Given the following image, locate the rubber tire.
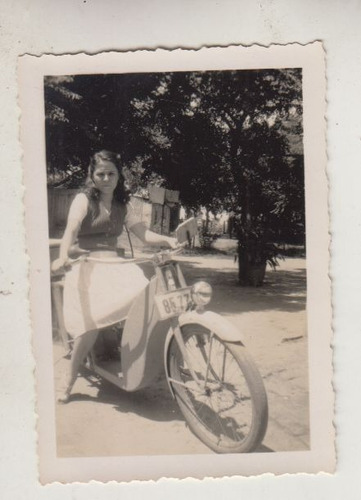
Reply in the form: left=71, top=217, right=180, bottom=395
left=168, top=324, right=268, bottom=454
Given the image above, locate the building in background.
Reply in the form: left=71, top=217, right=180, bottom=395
left=148, top=186, right=180, bottom=236
left=47, top=186, right=180, bottom=254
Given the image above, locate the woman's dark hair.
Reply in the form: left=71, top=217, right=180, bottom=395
left=83, top=150, right=131, bottom=219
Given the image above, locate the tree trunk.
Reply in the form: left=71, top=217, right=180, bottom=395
left=237, top=176, right=252, bottom=284
left=205, top=209, right=210, bottom=233
left=237, top=243, right=266, bottom=287
left=237, top=178, right=267, bottom=286
left=237, top=243, right=250, bottom=285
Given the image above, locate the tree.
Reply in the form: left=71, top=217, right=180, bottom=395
left=125, top=69, right=304, bottom=283
left=44, top=68, right=304, bottom=285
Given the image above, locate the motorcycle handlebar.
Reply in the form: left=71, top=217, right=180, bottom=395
left=85, top=244, right=186, bottom=264
left=51, top=243, right=186, bottom=275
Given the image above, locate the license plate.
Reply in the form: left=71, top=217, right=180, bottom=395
left=155, top=287, right=192, bottom=320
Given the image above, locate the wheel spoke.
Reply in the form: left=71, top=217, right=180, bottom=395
left=168, top=326, right=267, bottom=453
left=221, top=343, right=227, bottom=382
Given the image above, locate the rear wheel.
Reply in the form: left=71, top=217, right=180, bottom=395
left=168, top=324, right=268, bottom=453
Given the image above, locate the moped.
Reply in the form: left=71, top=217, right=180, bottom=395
left=51, top=219, right=268, bottom=454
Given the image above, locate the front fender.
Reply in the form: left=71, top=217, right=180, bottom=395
left=164, top=310, right=245, bottom=398
left=179, top=310, right=246, bottom=343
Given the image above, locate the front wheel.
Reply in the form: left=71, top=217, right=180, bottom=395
left=168, top=324, right=268, bottom=453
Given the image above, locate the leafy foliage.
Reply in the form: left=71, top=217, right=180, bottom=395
left=44, top=68, right=304, bottom=284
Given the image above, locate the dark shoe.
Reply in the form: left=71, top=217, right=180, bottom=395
left=57, top=375, right=76, bottom=404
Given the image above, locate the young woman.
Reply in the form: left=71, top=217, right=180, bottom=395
left=52, top=150, right=177, bottom=403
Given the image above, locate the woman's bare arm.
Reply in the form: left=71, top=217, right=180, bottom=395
left=130, top=222, right=177, bottom=248
left=52, top=194, right=88, bottom=271
left=58, top=218, right=82, bottom=261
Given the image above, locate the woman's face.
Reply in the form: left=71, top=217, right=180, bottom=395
left=92, top=161, right=120, bottom=195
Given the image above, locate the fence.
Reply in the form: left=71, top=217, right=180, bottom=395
left=47, top=188, right=153, bottom=241
left=48, top=188, right=78, bottom=238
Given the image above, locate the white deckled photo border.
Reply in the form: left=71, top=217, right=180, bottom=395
left=18, top=42, right=334, bottom=483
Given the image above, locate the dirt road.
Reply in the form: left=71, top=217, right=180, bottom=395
left=53, top=254, right=308, bottom=457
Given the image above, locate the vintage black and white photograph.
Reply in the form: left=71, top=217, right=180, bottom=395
left=19, top=44, right=333, bottom=482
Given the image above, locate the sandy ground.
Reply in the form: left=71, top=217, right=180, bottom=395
left=53, top=252, right=308, bottom=457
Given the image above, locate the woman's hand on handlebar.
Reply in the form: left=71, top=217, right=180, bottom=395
left=51, top=257, right=72, bottom=274
left=164, top=236, right=178, bottom=249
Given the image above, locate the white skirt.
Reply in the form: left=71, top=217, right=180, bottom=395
left=63, top=258, right=149, bottom=337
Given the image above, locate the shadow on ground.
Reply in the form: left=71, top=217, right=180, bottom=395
left=178, top=259, right=306, bottom=315
left=67, top=371, right=274, bottom=453
left=67, top=370, right=184, bottom=423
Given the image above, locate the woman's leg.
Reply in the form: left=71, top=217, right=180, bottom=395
left=58, top=329, right=99, bottom=403
left=69, top=329, right=99, bottom=382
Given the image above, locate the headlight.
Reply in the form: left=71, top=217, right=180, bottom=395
left=191, top=281, right=212, bottom=306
